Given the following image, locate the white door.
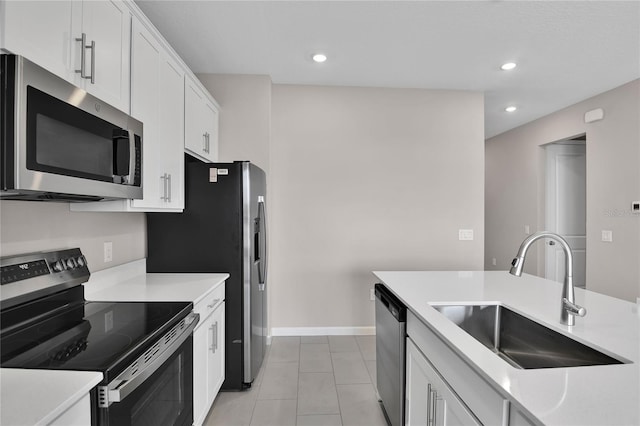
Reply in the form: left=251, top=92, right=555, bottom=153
left=545, top=142, right=587, bottom=288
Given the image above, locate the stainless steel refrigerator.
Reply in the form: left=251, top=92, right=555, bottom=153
left=146, top=158, right=267, bottom=390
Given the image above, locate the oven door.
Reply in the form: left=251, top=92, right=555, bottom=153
left=96, top=334, right=194, bottom=426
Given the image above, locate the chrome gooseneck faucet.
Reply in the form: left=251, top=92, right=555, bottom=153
left=509, top=231, right=586, bottom=326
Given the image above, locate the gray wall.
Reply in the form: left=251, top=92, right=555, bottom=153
left=270, top=85, right=485, bottom=329
left=201, top=77, right=486, bottom=331
left=0, top=201, right=145, bottom=271
left=197, top=74, right=272, bottom=174
left=485, top=79, right=640, bottom=302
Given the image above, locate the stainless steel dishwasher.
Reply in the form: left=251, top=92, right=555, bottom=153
left=375, top=283, right=407, bottom=426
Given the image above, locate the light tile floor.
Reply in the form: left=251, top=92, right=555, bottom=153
left=203, top=335, right=387, bottom=426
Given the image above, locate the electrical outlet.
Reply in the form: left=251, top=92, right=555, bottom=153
left=370, top=289, right=375, bottom=301
left=632, top=201, right=640, bottom=213
left=104, top=241, right=113, bottom=262
left=492, top=258, right=497, bottom=266
left=524, top=225, right=530, bottom=234
left=601, top=230, right=613, bottom=243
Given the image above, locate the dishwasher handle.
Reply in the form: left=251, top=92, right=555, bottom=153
left=375, top=283, right=406, bottom=322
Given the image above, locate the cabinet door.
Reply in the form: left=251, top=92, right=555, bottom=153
left=77, top=0, right=131, bottom=112
left=130, top=19, right=161, bottom=209
left=1, top=0, right=76, bottom=81
left=184, top=76, right=208, bottom=158
left=209, top=303, right=225, bottom=398
left=185, top=75, right=219, bottom=162
left=157, top=54, right=185, bottom=210
left=129, top=18, right=184, bottom=211
left=193, top=319, right=211, bottom=426
left=48, top=393, right=92, bottom=426
left=72, top=17, right=184, bottom=213
left=203, top=100, right=219, bottom=162
left=406, top=339, right=480, bottom=426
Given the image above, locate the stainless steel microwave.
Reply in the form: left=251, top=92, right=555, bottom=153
left=0, top=54, right=143, bottom=201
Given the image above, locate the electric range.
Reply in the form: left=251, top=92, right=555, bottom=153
left=0, top=248, right=199, bottom=426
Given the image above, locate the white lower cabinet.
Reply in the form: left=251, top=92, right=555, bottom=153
left=193, top=284, right=226, bottom=426
left=48, top=393, right=91, bottom=426
left=406, top=338, right=480, bottom=426
left=406, top=311, right=511, bottom=426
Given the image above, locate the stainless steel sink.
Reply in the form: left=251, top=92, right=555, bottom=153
left=431, top=304, right=626, bottom=369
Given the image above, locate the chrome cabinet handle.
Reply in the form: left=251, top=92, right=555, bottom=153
left=426, top=384, right=433, bottom=426
left=160, top=173, right=172, bottom=203
left=207, top=298, right=221, bottom=309
left=209, top=324, right=216, bottom=353
left=203, top=132, right=210, bottom=154
left=89, top=39, right=96, bottom=84
left=209, top=322, right=218, bottom=353
left=160, top=174, right=167, bottom=201
left=213, top=321, right=218, bottom=352
left=75, top=33, right=88, bottom=78
left=167, top=173, right=172, bottom=203
left=75, top=33, right=95, bottom=83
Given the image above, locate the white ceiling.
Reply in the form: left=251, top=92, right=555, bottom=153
left=135, top=1, right=640, bottom=138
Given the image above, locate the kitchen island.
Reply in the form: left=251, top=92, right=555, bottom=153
left=373, top=271, right=639, bottom=425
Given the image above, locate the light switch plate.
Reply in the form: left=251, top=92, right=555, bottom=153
left=601, top=230, right=613, bottom=243
left=459, top=229, right=474, bottom=241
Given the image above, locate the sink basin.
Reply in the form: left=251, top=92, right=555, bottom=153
left=431, top=304, right=625, bottom=369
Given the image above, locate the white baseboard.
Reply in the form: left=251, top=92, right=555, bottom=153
left=271, top=326, right=375, bottom=337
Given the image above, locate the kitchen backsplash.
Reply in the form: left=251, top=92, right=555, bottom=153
left=0, top=200, right=145, bottom=272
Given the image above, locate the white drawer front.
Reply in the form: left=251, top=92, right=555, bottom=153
left=194, top=283, right=225, bottom=322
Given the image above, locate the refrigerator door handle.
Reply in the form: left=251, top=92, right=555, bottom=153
left=257, top=196, right=267, bottom=290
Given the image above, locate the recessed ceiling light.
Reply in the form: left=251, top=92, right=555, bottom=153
left=312, top=53, right=327, bottom=63
left=505, top=106, right=517, bottom=112
left=501, top=62, right=517, bottom=71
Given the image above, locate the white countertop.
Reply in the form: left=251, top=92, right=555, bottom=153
left=1, top=369, right=102, bottom=426
left=373, top=270, right=640, bottom=426
left=84, top=259, right=229, bottom=304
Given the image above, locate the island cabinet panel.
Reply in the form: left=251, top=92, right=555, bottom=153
left=406, top=338, right=480, bottom=426
left=407, top=311, right=510, bottom=426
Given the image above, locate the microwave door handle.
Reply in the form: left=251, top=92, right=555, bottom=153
left=126, top=130, right=136, bottom=185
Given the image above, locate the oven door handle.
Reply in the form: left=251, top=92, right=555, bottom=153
left=98, top=312, right=199, bottom=407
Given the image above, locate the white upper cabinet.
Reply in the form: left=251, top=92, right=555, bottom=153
left=185, top=75, right=219, bottom=163
left=129, top=17, right=185, bottom=211
left=1, top=0, right=131, bottom=113
left=1, top=0, right=75, bottom=81
left=72, top=16, right=185, bottom=213
left=74, top=0, right=131, bottom=112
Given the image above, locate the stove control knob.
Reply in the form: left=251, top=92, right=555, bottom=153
left=52, top=260, right=65, bottom=272
left=66, top=258, right=78, bottom=269
left=76, top=256, right=86, bottom=267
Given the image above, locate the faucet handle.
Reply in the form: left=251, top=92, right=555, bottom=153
left=563, top=298, right=586, bottom=317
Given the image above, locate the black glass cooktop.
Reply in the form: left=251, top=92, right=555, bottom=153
left=0, top=294, right=191, bottom=378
